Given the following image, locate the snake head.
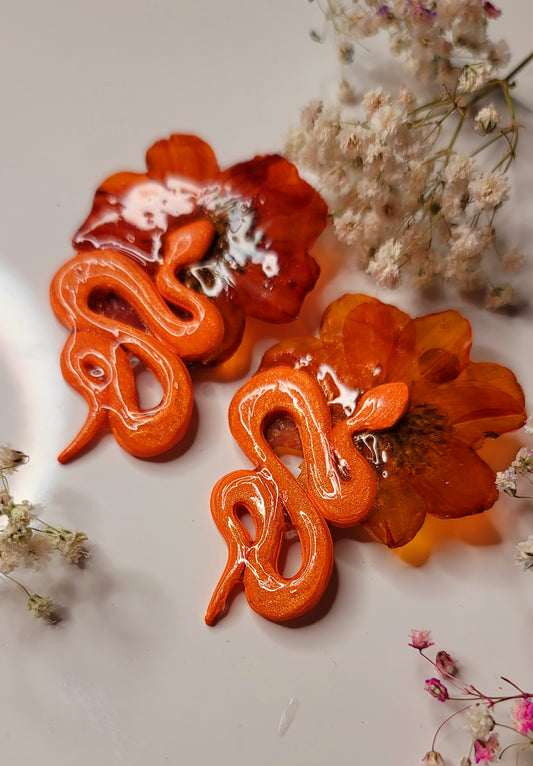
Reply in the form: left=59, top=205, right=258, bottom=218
left=344, top=382, right=410, bottom=434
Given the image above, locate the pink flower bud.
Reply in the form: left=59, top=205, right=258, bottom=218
left=483, top=2, right=501, bottom=19
left=435, top=650, right=457, bottom=677
left=424, top=677, right=449, bottom=702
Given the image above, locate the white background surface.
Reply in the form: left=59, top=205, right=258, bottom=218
left=0, top=2, right=532, bottom=764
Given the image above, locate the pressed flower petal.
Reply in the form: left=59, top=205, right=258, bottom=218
left=197, top=154, right=326, bottom=323
left=342, top=301, right=411, bottom=389
left=87, top=289, right=148, bottom=332
left=90, top=171, right=149, bottom=197
left=411, top=437, right=498, bottom=518
left=218, top=154, right=328, bottom=247
left=419, top=362, right=526, bottom=447
left=319, top=294, right=382, bottom=344
left=73, top=171, right=162, bottom=260
left=145, top=134, right=220, bottom=182
left=260, top=337, right=361, bottom=418
left=389, top=311, right=472, bottom=385
left=264, top=416, right=302, bottom=454
left=362, top=471, right=427, bottom=547
left=225, top=246, right=320, bottom=322
left=260, top=335, right=326, bottom=371
left=199, top=292, right=245, bottom=366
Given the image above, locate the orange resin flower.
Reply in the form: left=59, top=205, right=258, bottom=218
left=73, top=134, right=328, bottom=361
left=51, top=135, right=327, bottom=461
left=259, top=294, right=526, bottom=547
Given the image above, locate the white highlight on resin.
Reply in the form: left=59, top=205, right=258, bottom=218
left=317, top=363, right=359, bottom=415
left=278, top=697, right=299, bottom=736
left=121, top=178, right=198, bottom=231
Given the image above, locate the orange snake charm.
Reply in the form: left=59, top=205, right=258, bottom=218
left=50, top=221, right=224, bottom=461
left=205, top=366, right=409, bottom=624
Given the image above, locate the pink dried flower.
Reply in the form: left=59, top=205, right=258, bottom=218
left=510, top=697, right=533, bottom=735
left=483, top=2, right=501, bottom=19
left=409, top=629, right=434, bottom=650
left=377, top=4, right=394, bottom=20
left=473, top=733, right=499, bottom=763
left=425, top=678, right=449, bottom=702
left=435, top=650, right=457, bottom=677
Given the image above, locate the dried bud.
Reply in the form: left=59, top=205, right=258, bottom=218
left=475, top=105, right=499, bottom=135
left=27, top=593, right=55, bottom=621
left=436, top=650, right=457, bottom=677
left=424, top=678, right=449, bottom=702
left=483, top=2, right=501, bottom=19
left=338, top=79, right=356, bottom=105
left=338, top=43, right=354, bottom=64
left=423, top=752, right=445, bottom=766
left=458, top=62, right=492, bottom=93
left=0, top=444, right=28, bottom=474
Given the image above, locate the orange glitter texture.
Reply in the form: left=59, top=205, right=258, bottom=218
left=50, top=222, right=223, bottom=461
left=205, top=366, right=408, bottom=624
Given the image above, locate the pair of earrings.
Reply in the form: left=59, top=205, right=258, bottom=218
left=50, top=136, right=526, bottom=624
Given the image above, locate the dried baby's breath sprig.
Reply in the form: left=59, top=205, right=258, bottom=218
left=294, top=4, right=533, bottom=306
left=411, top=630, right=533, bottom=764
left=514, top=536, right=533, bottom=571
left=0, top=444, right=89, bottom=621
left=286, top=50, right=532, bottom=306
left=493, top=421, right=533, bottom=571
left=311, top=0, right=508, bottom=92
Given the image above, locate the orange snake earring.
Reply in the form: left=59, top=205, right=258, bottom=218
left=205, top=366, right=408, bottom=623
left=50, top=221, right=224, bottom=461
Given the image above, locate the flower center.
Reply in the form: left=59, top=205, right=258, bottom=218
left=353, top=403, right=452, bottom=476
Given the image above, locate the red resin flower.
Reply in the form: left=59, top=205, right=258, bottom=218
left=259, top=294, right=526, bottom=547
left=73, top=134, right=328, bottom=360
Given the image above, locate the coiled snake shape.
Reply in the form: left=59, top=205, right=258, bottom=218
left=50, top=221, right=224, bottom=461
left=206, top=366, right=408, bottom=623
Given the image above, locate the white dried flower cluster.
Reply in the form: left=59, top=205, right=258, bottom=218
left=0, top=444, right=89, bottom=621
left=495, top=447, right=533, bottom=496
left=512, top=447, right=533, bottom=474
left=320, top=0, right=509, bottom=90
left=495, top=467, right=517, bottom=495
left=494, top=442, right=533, bottom=572
left=464, top=700, right=495, bottom=740
left=514, top=535, right=533, bottom=570
left=286, top=87, right=519, bottom=303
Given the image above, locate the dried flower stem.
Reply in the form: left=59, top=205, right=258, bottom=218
left=293, top=4, right=533, bottom=306
left=0, top=444, right=89, bottom=620
left=412, top=631, right=533, bottom=764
